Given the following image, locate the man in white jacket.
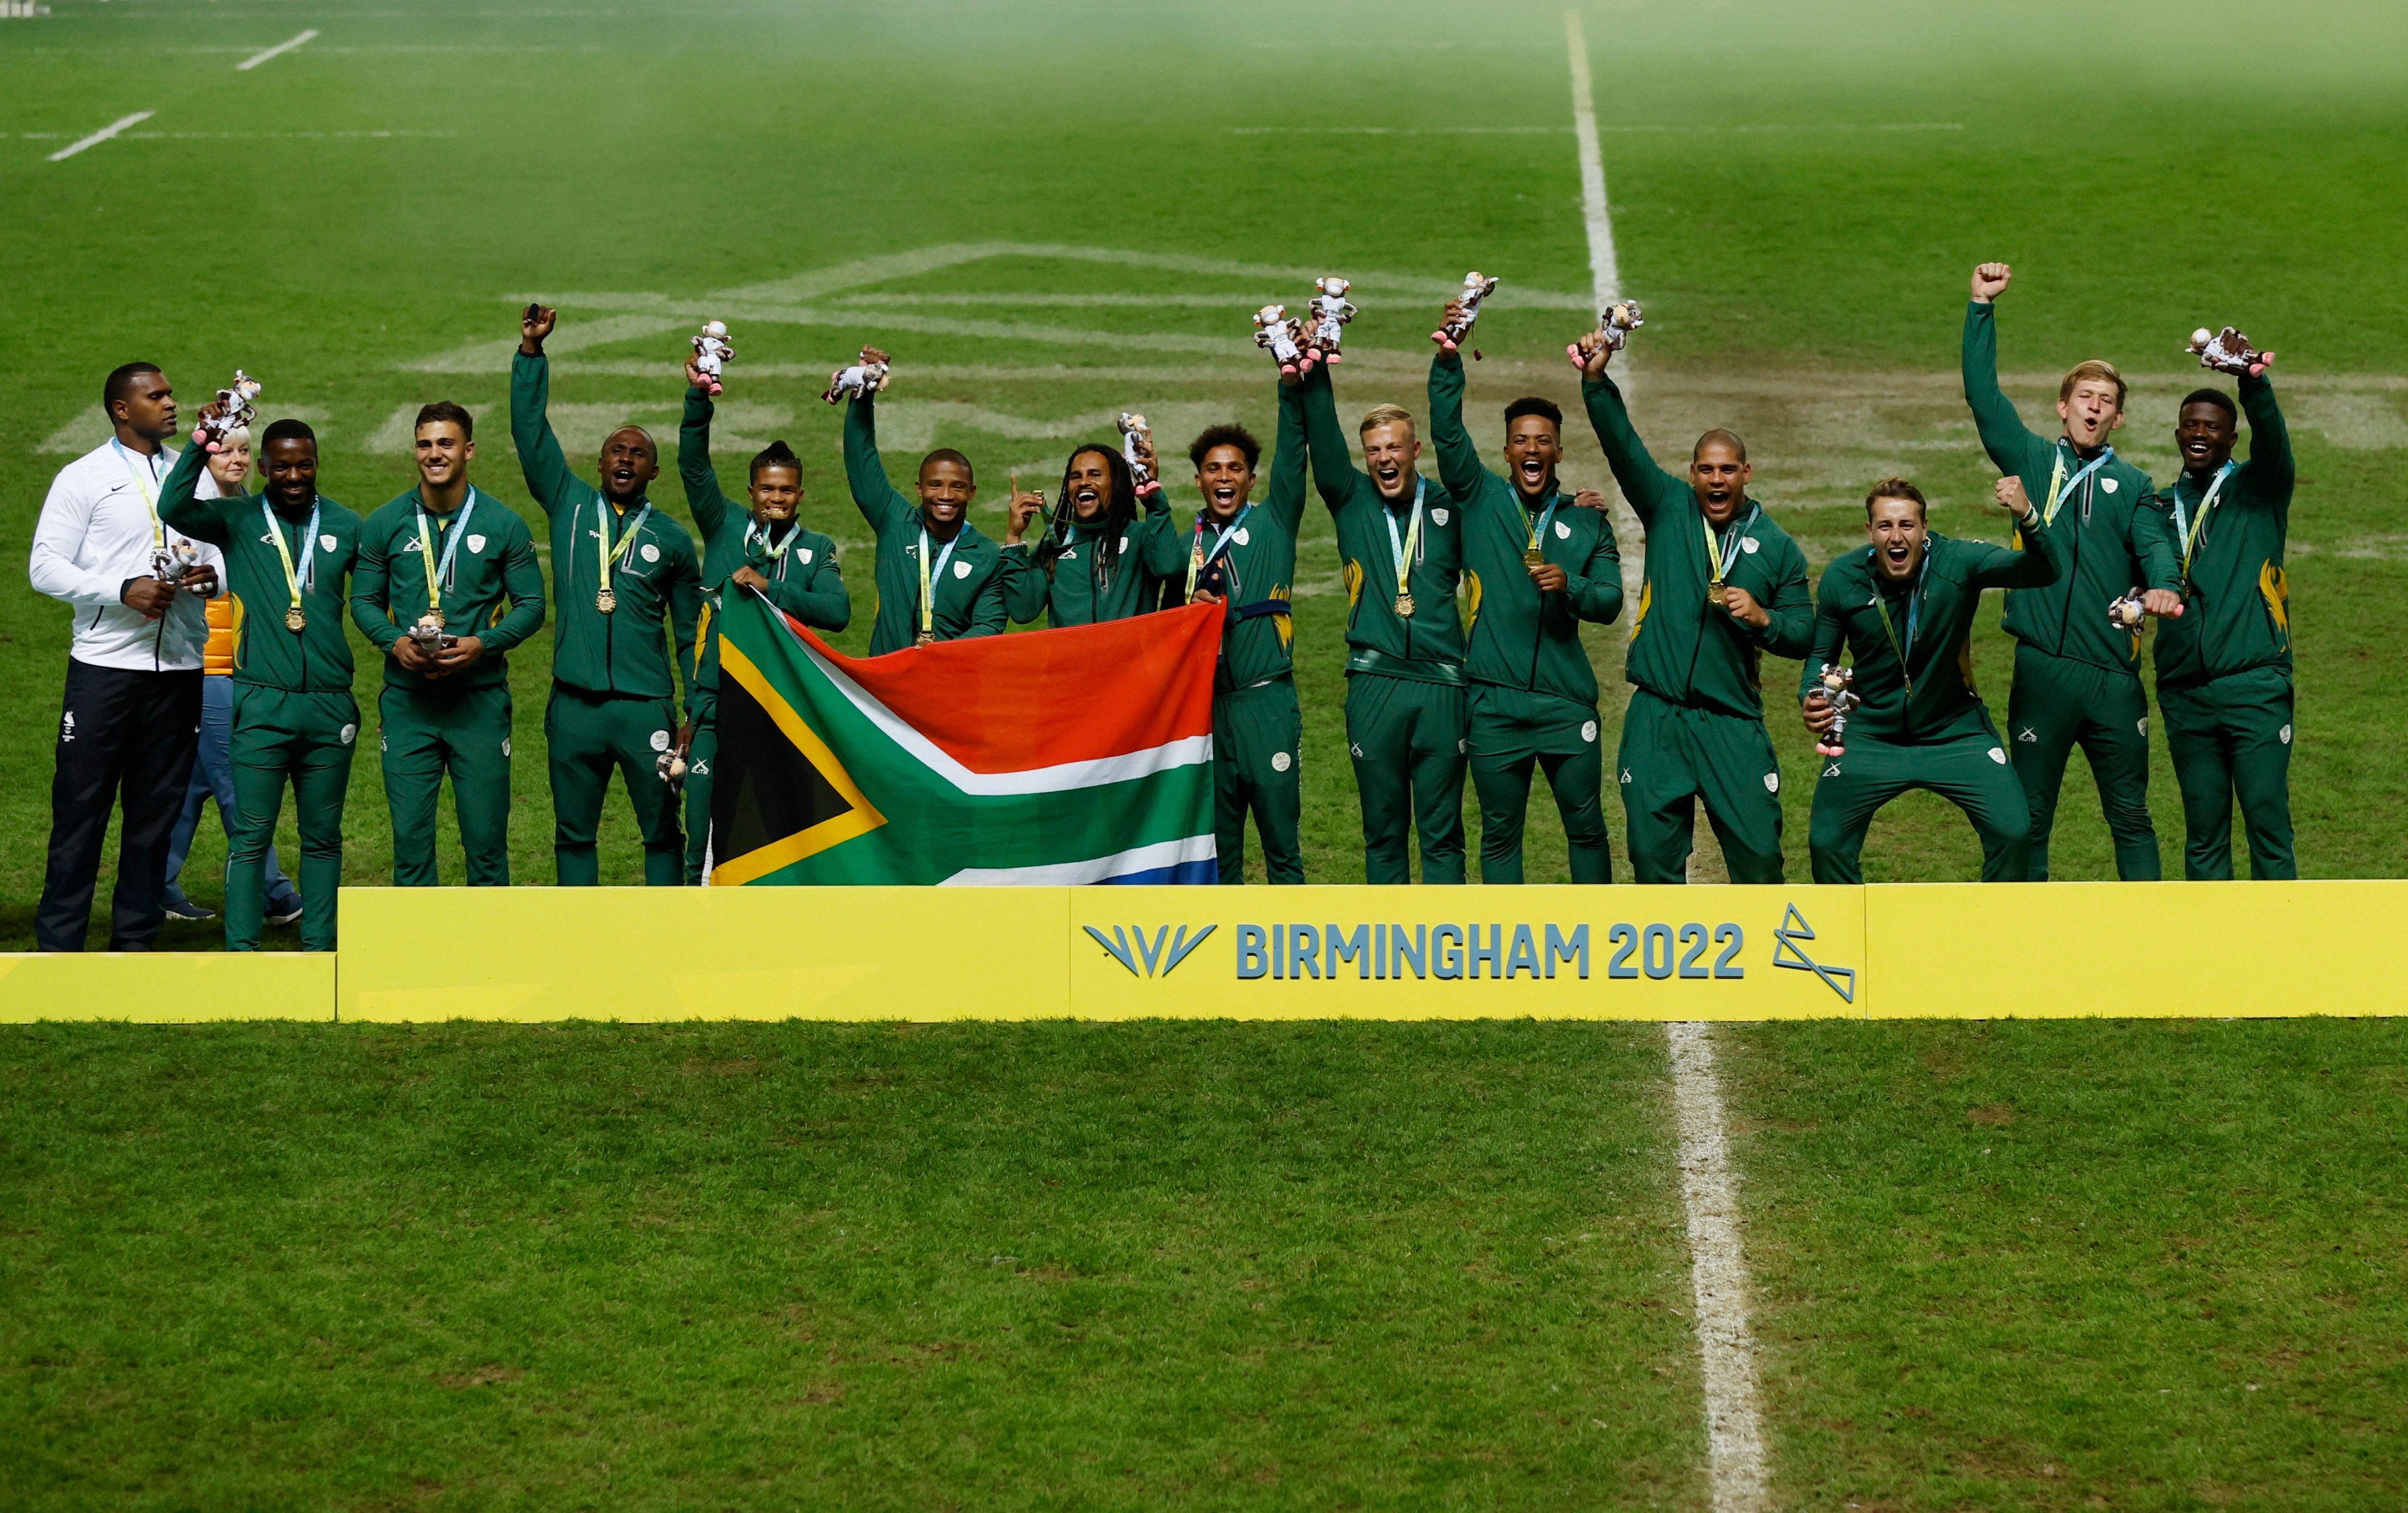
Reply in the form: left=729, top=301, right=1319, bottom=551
left=29, top=362, right=223, bottom=950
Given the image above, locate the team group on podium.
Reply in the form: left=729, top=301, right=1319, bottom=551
left=29, top=263, right=2299, bottom=953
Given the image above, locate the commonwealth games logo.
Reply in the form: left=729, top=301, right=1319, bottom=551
left=1086, top=924, right=1217, bottom=979
left=1771, top=904, right=1855, bottom=1003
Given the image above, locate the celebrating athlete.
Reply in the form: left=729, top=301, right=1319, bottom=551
left=1801, top=477, right=2065, bottom=883
left=1298, top=361, right=1467, bottom=884
left=351, top=402, right=546, bottom=887
left=1183, top=377, right=1310, bottom=884
left=839, top=346, right=1014, bottom=653
left=680, top=363, right=850, bottom=883
left=1576, top=330, right=1813, bottom=883
left=1001, top=440, right=1181, bottom=626
left=1431, top=300, right=1624, bottom=884
left=1963, top=263, right=2180, bottom=880
left=2151, top=351, right=2297, bottom=879
left=515, top=306, right=703, bottom=887
left=161, top=411, right=361, bottom=950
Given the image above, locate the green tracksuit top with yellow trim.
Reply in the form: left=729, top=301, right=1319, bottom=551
left=511, top=351, right=702, bottom=704
left=841, top=393, right=1014, bottom=656
left=159, top=444, right=360, bottom=695
left=1001, top=489, right=1183, bottom=628
left=1582, top=372, right=1812, bottom=718
left=1300, top=362, right=1464, bottom=682
left=1800, top=510, right=2068, bottom=745
left=1430, top=350, right=1622, bottom=703
left=350, top=487, right=546, bottom=693
left=679, top=387, right=849, bottom=693
left=1177, top=378, right=1308, bottom=690
left=1962, top=301, right=2176, bottom=675
left=2149, top=374, right=2294, bottom=689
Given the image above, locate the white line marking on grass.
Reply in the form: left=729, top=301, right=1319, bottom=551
left=1665, top=1021, right=1771, bottom=1513
left=48, top=111, right=152, bottom=161
left=1565, top=9, right=1618, bottom=311
left=236, top=29, right=318, bottom=71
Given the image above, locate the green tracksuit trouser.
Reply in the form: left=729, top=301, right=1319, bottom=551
left=1215, top=674, right=1304, bottom=885
left=1467, top=684, right=1611, bottom=884
left=1808, top=726, right=2029, bottom=884
left=379, top=683, right=513, bottom=887
left=545, top=683, right=683, bottom=887
left=684, top=687, right=717, bottom=885
left=1618, top=687, right=1785, bottom=885
left=227, top=684, right=358, bottom=952
left=1346, top=672, right=1467, bottom=884
left=2006, top=642, right=2160, bottom=881
left=2160, top=666, right=2296, bottom=880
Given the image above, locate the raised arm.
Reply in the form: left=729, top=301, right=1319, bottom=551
left=1260, top=378, right=1310, bottom=541
left=678, top=384, right=736, bottom=543
left=1966, top=476, right=2065, bottom=590
left=2239, top=372, right=2295, bottom=505
left=157, top=441, right=233, bottom=547
left=1428, top=348, right=1491, bottom=502
left=1755, top=540, right=1816, bottom=661
left=1961, top=269, right=2048, bottom=477
left=485, top=513, right=549, bottom=654
left=1298, top=362, right=1365, bottom=512
left=1565, top=520, right=1624, bottom=626
left=842, top=391, right=913, bottom=535
left=1137, top=492, right=1187, bottom=581
left=1579, top=367, right=1687, bottom=530
left=348, top=515, right=400, bottom=652
left=510, top=308, right=579, bottom=521
left=998, top=542, right=1046, bottom=626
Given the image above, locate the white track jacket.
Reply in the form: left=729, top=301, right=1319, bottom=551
left=29, top=439, right=224, bottom=673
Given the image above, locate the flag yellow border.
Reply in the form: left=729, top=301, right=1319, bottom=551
left=708, top=639, right=889, bottom=886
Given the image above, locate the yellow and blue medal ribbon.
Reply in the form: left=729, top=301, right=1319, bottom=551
left=1185, top=503, right=1254, bottom=600
left=1384, top=480, right=1425, bottom=617
left=592, top=499, right=650, bottom=614
left=2042, top=444, right=2113, bottom=527
left=1869, top=550, right=1928, bottom=697
left=917, top=523, right=963, bottom=643
left=413, top=489, right=477, bottom=619
left=2173, top=460, right=2237, bottom=590
left=260, top=497, right=320, bottom=633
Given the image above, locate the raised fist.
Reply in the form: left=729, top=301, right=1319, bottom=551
left=1970, top=263, right=2012, bottom=303
left=520, top=303, right=557, bottom=354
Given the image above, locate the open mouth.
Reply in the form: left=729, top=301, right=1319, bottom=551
left=1884, top=543, right=1912, bottom=568
left=1074, top=487, right=1101, bottom=513
left=1211, top=485, right=1238, bottom=507
left=1517, top=458, right=1547, bottom=486
left=2182, top=438, right=2216, bottom=460
left=1374, top=463, right=1401, bottom=487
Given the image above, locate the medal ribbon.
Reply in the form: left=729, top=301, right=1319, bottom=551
left=112, top=439, right=168, bottom=555
left=1383, top=479, right=1426, bottom=601
left=746, top=517, right=796, bottom=565
left=1869, top=550, right=1929, bottom=697
left=2173, top=460, right=2237, bottom=583
left=1185, top=504, right=1255, bottom=599
left=2042, top=444, right=2114, bottom=527
left=1704, top=503, right=1759, bottom=589
left=593, top=499, right=652, bottom=600
left=918, top=524, right=964, bottom=637
left=261, top=498, right=321, bottom=623
left=413, top=489, right=477, bottom=613
left=1525, top=495, right=1563, bottom=556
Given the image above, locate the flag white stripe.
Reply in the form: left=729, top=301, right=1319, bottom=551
left=939, top=834, right=1215, bottom=886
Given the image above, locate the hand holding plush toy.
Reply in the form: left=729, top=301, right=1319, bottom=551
left=690, top=321, right=734, bottom=396
left=823, top=346, right=892, bottom=405
left=1118, top=412, right=1160, bottom=496
left=1432, top=272, right=1500, bottom=358
left=199, top=371, right=260, bottom=454
left=2187, top=324, right=2272, bottom=378
left=1305, top=276, right=1356, bottom=366
left=1253, top=305, right=1308, bottom=377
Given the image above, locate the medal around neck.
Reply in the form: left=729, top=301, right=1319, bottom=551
left=285, top=605, right=308, bottom=633
left=596, top=587, right=617, bottom=614
left=1394, top=592, right=1415, bottom=619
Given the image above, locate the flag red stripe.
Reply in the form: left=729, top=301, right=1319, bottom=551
left=783, top=602, right=1223, bottom=773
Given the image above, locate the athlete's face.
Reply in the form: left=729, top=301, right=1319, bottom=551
left=206, top=435, right=252, bottom=494
left=750, top=463, right=801, bottom=523
left=1361, top=420, right=1421, bottom=503
left=1066, top=450, right=1114, bottom=522
left=598, top=427, right=659, bottom=503
left=2175, top=400, right=2238, bottom=475
left=916, top=458, right=974, bottom=526
left=113, top=370, right=178, bottom=445
left=415, top=420, right=475, bottom=494
left=263, top=436, right=319, bottom=511
left=2058, top=378, right=2126, bottom=450
left=1865, top=495, right=1927, bottom=580
left=1503, top=415, right=1561, bottom=499
left=1690, top=439, right=1750, bottom=523
left=1195, top=445, right=1257, bottom=522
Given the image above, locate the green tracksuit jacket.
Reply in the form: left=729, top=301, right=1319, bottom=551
left=680, top=386, right=850, bottom=882
left=1003, top=489, right=1183, bottom=627
left=1582, top=370, right=1813, bottom=882
left=842, top=393, right=1013, bottom=654
left=2149, top=374, right=2297, bottom=880
left=159, top=445, right=362, bottom=950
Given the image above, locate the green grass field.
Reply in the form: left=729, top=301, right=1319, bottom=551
left=5, top=1, right=2408, bottom=1505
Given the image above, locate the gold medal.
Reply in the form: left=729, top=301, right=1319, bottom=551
left=1524, top=546, right=1545, bottom=568
left=1394, top=592, right=1415, bottom=619
left=284, top=605, right=307, bottom=633
left=596, top=587, right=617, bottom=614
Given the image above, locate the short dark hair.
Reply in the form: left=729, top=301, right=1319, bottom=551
left=1865, top=477, right=1926, bottom=520
left=751, top=439, right=802, bottom=481
left=1188, top=424, right=1261, bottom=471
left=918, top=447, right=974, bottom=483
left=1503, top=396, right=1562, bottom=431
left=1694, top=427, right=1748, bottom=462
left=2180, top=387, right=2239, bottom=422
left=261, top=418, right=317, bottom=447
left=103, top=362, right=163, bottom=411
left=415, top=400, right=473, bottom=442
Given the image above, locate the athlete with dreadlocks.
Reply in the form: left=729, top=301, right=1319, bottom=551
left=679, top=358, right=850, bottom=883
left=1000, top=439, right=1183, bottom=627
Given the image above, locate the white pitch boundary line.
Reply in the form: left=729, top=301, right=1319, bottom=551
left=1565, top=9, right=1769, bottom=1509
left=236, top=29, right=318, bottom=71
left=47, top=111, right=152, bottom=162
